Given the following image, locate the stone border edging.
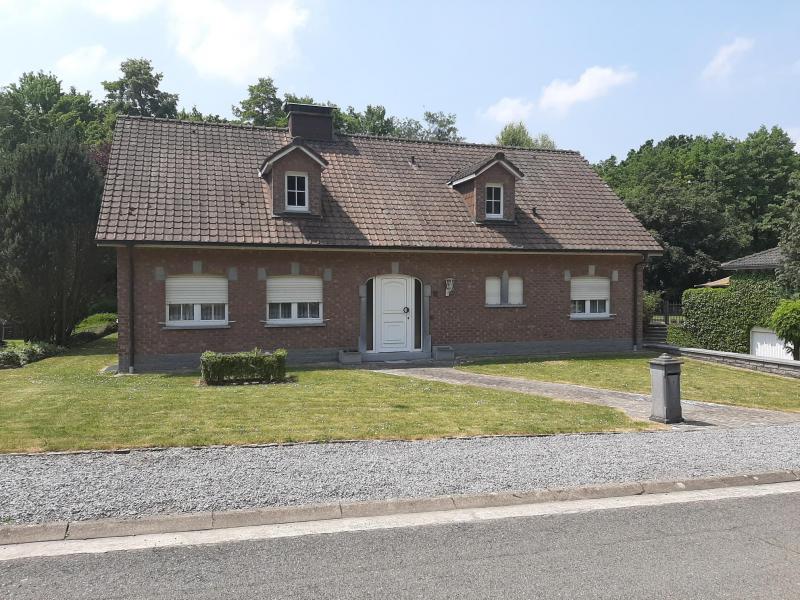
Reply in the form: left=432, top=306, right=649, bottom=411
left=2, top=470, right=799, bottom=546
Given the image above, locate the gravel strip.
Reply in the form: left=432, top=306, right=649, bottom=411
left=3, top=425, right=800, bottom=524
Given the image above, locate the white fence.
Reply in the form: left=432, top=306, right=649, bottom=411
left=750, top=327, right=794, bottom=361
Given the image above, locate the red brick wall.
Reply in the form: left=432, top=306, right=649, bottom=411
left=475, top=163, right=516, bottom=221
left=267, top=151, right=323, bottom=216
left=117, top=247, right=645, bottom=367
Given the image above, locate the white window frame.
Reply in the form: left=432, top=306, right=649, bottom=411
left=508, top=276, right=523, bottom=305
left=266, top=276, right=324, bottom=326
left=485, top=183, right=503, bottom=219
left=570, top=276, right=611, bottom=319
left=166, top=302, right=229, bottom=326
left=164, top=275, right=229, bottom=327
left=285, top=171, right=309, bottom=212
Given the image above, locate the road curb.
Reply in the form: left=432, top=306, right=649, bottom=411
left=2, top=470, right=798, bottom=546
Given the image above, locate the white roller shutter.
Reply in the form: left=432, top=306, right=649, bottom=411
left=485, top=277, right=501, bottom=305
left=267, top=276, right=323, bottom=303
left=570, top=277, right=610, bottom=301
left=166, top=276, right=228, bottom=304
left=508, top=277, right=523, bottom=305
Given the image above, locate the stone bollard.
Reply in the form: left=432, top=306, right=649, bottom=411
left=649, top=353, right=684, bottom=424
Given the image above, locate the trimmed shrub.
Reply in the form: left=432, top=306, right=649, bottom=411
left=15, top=341, right=64, bottom=365
left=643, top=290, right=662, bottom=325
left=0, top=349, right=22, bottom=369
left=769, top=300, right=800, bottom=360
left=666, top=324, right=698, bottom=348
left=201, top=348, right=288, bottom=385
left=680, top=273, right=782, bottom=353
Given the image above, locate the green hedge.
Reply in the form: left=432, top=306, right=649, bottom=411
left=0, top=341, right=64, bottom=369
left=679, top=273, right=782, bottom=353
left=201, top=348, right=288, bottom=385
left=666, top=324, right=698, bottom=347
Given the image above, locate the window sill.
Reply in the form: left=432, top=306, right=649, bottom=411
left=262, top=321, right=326, bottom=328
left=569, top=314, right=616, bottom=321
left=160, top=322, right=234, bottom=330
left=485, top=304, right=527, bottom=308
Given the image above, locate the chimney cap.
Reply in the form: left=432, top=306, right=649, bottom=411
left=282, top=102, right=336, bottom=116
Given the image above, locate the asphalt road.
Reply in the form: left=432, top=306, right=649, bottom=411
left=3, top=491, right=800, bottom=599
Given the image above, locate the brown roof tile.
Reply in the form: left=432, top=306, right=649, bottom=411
left=96, top=116, right=662, bottom=253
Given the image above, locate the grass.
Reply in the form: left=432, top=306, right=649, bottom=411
left=460, top=353, right=800, bottom=413
left=74, top=312, right=117, bottom=335
left=0, top=336, right=651, bottom=453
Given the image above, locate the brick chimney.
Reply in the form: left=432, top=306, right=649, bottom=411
left=283, top=103, right=335, bottom=141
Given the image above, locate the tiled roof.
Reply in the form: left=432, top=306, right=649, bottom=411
left=96, top=116, right=662, bottom=253
left=721, top=247, right=784, bottom=270
left=448, top=151, right=524, bottom=184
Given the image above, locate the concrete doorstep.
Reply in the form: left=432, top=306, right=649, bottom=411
left=2, top=470, right=799, bottom=547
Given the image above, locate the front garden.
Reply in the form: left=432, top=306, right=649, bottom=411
left=0, top=335, right=651, bottom=453
left=460, top=353, right=800, bottom=412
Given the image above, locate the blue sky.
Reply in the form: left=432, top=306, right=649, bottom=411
left=1, top=0, right=798, bottom=161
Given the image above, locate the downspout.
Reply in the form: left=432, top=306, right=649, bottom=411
left=632, top=253, right=648, bottom=352
left=127, top=243, right=135, bottom=374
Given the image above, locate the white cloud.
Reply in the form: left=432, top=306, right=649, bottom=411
left=482, top=97, right=536, bottom=124
left=166, top=0, right=310, bottom=84
left=54, top=44, right=119, bottom=96
left=2, top=0, right=311, bottom=84
left=82, top=0, right=161, bottom=22
left=538, top=66, right=636, bottom=114
left=701, top=37, right=754, bottom=81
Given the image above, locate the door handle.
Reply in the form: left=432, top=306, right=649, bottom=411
left=403, top=307, right=410, bottom=313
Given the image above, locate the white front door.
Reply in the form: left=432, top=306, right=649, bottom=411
left=375, top=275, right=414, bottom=352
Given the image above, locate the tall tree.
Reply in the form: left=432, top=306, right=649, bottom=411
left=102, top=58, right=178, bottom=119
left=419, top=111, right=463, bottom=142
left=496, top=122, right=556, bottom=149
left=231, top=77, right=285, bottom=126
left=0, top=129, right=105, bottom=343
left=596, top=128, right=799, bottom=297
left=0, top=72, right=107, bottom=151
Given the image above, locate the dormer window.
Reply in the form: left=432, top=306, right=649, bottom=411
left=286, top=172, right=308, bottom=211
left=485, top=184, right=503, bottom=219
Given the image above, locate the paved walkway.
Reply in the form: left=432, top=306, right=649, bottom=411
left=377, top=367, right=800, bottom=430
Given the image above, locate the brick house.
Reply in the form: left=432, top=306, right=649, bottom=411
left=96, top=104, right=661, bottom=371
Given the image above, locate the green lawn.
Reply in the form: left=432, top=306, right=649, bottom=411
left=460, top=354, right=800, bottom=412
left=0, top=336, right=650, bottom=453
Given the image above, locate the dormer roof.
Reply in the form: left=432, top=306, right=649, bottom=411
left=258, top=137, right=328, bottom=177
left=448, top=151, right=525, bottom=186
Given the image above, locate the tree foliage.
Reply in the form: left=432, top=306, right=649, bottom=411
left=231, top=76, right=463, bottom=141
left=0, top=72, right=108, bottom=150
left=777, top=181, right=800, bottom=297
left=769, top=299, right=800, bottom=360
left=0, top=129, right=105, bottom=343
left=596, top=128, right=799, bottom=297
left=102, top=58, right=178, bottom=119
left=496, top=122, right=556, bottom=149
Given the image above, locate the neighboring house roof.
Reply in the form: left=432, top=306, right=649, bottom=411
left=96, top=116, right=662, bottom=253
left=721, top=247, right=784, bottom=271
left=695, top=276, right=730, bottom=288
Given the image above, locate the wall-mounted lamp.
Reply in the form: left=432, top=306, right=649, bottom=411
left=445, top=278, right=455, bottom=297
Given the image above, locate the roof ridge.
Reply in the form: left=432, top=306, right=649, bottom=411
left=116, top=114, right=288, bottom=132
left=340, top=132, right=579, bottom=154
left=115, top=115, right=579, bottom=154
